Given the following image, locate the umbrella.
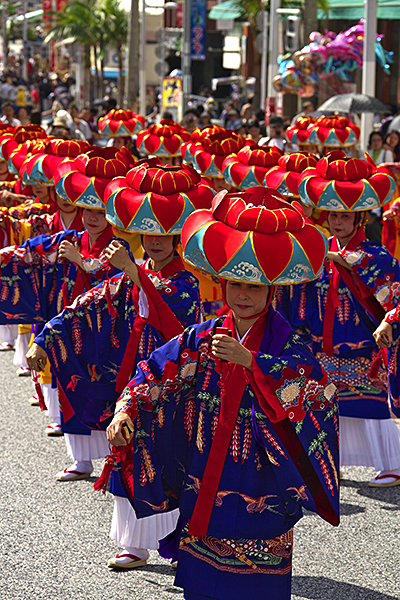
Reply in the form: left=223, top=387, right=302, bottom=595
left=317, top=93, right=390, bottom=114
left=388, top=116, right=400, bottom=132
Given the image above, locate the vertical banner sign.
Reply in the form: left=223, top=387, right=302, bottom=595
left=57, top=0, right=68, bottom=12
left=42, top=0, right=53, bottom=32
left=265, top=97, right=275, bottom=127
left=190, top=0, right=206, bottom=61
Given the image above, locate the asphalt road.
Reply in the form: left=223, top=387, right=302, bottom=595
left=1, top=349, right=399, bottom=600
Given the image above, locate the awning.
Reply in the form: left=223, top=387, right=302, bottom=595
left=208, top=0, right=241, bottom=20
left=11, top=9, right=43, bottom=22
left=318, top=0, right=400, bottom=19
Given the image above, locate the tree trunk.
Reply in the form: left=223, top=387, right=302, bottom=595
left=302, top=0, right=318, bottom=106
left=117, top=47, right=124, bottom=107
left=100, top=56, right=105, bottom=98
left=84, top=44, right=92, bottom=104
left=125, top=0, right=139, bottom=109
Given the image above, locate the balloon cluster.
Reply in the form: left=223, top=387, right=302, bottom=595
left=274, top=19, right=394, bottom=97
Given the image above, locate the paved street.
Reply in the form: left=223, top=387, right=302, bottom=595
left=1, top=349, right=399, bottom=600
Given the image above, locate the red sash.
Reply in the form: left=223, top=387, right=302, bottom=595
left=188, top=311, right=287, bottom=536
left=322, top=229, right=386, bottom=355
left=69, top=226, right=114, bottom=302
left=115, top=256, right=186, bottom=394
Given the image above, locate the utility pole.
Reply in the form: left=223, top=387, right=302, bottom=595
left=360, top=0, right=377, bottom=151
left=2, top=0, right=6, bottom=72
left=139, top=0, right=146, bottom=117
left=125, top=0, right=139, bottom=110
left=182, top=0, right=191, bottom=113
left=22, top=0, right=28, bottom=81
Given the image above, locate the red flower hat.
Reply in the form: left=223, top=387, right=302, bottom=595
left=181, top=125, right=224, bottom=163
left=0, top=125, right=47, bottom=164
left=137, top=119, right=190, bottom=157
left=222, top=144, right=283, bottom=189
left=299, top=151, right=395, bottom=211
left=182, top=186, right=328, bottom=285
left=286, top=116, right=316, bottom=146
left=105, top=157, right=216, bottom=234
left=193, top=130, right=247, bottom=178
left=21, top=139, right=90, bottom=186
left=55, top=146, right=133, bottom=209
left=308, top=116, right=360, bottom=147
left=264, top=152, right=318, bottom=198
left=98, top=109, right=146, bottom=137
left=8, top=138, right=49, bottom=176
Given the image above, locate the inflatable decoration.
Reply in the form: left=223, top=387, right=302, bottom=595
left=274, top=19, right=394, bottom=97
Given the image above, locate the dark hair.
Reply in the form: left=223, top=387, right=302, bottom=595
left=368, top=130, right=384, bottom=146
left=386, top=130, right=400, bottom=160
left=247, top=118, right=260, bottom=130
left=162, top=111, right=173, bottom=120
left=30, top=110, right=42, bottom=125
left=2, top=101, right=13, bottom=111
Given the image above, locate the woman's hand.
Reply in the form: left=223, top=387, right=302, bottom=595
left=26, top=343, right=48, bottom=371
left=58, top=240, right=83, bottom=267
left=383, top=204, right=400, bottom=221
left=373, top=321, right=393, bottom=348
left=104, top=241, right=140, bottom=284
left=212, top=334, right=253, bottom=369
left=106, top=412, right=134, bottom=446
left=325, top=251, right=352, bottom=271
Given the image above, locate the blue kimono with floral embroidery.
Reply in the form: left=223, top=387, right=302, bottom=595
left=276, top=234, right=400, bottom=420
left=113, top=308, right=339, bottom=599
left=34, top=264, right=202, bottom=433
left=0, top=228, right=119, bottom=325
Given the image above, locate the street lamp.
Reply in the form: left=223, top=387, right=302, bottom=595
left=139, top=0, right=177, bottom=119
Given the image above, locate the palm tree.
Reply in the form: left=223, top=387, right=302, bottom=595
left=45, top=0, right=99, bottom=103
left=99, top=0, right=128, bottom=106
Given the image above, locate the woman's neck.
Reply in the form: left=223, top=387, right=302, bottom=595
left=60, top=208, right=78, bottom=229
left=148, top=254, right=174, bottom=273
left=233, top=314, right=259, bottom=339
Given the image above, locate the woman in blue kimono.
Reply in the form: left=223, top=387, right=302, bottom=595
left=27, top=159, right=215, bottom=569
left=276, top=151, right=400, bottom=488
left=106, top=187, right=340, bottom=600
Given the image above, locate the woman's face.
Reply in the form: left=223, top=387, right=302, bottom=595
left=17, top=107, right=28, bottom=120
left=387, top=132, right=399, bottom=148
left=225, top=281, right=270, bottom=319
left=327, top=211, right=356, bottom=240
left=248, top=126, right=260, bottom=139
left=56, top=192, right=76, bottom=212
left=370, top=134, right=383, bottom=150
left=211, top=177, right=231, bottom=192
left=32, top=185, right=49, bottom=202
left=0, top=162, right=8, bottom=179
left=142, top=234, right=174, bottom=263
left=82, top=208, right=108, bottom=235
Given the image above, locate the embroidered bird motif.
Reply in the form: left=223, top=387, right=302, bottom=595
left=66, top=374, right=83, bottom=391
left=238, top=493, right=280, bottom=513
left=187, top=474, right=201, bottom=494
left=138, top=498, right=168, bottom=511
left=0, top=311, right=26, bottom=319
left=287, top=485, right=309, bottom=501
left=88, top=364, right=101, bottom=382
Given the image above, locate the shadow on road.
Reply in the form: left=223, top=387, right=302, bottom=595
left=292, top=576, right=399, bottom=599
left=341, top=478, right=400, bottom=509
